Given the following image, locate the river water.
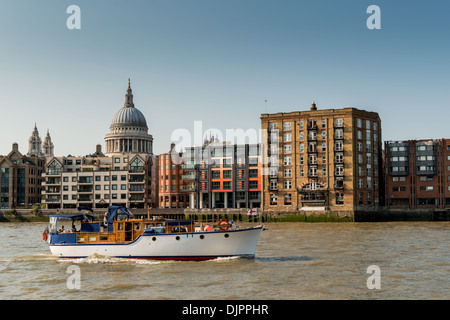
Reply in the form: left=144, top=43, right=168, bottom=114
left=0, top=221, right=448, bottom=300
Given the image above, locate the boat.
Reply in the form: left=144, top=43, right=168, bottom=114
left=43, top=206, right=264, bottom=261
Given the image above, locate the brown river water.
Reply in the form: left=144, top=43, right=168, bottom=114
left=0, top=221, right=448, bottom=300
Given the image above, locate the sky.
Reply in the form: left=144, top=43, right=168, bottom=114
left=0, top=0, right=449, bottom=157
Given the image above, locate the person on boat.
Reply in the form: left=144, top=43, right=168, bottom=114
left=229, top=220, right=237, bottom=230
left=59, top=225, right=65, bottom=233
left=203, top=224, right=212, bottom=232
left=71, top=224, right=77, bottom=232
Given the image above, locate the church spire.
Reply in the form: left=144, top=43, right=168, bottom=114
left=42, top=128, right=54, bottom=157
left=124, top=78, right=134, bottom=108
left=28, top=123, right=42, bottom=157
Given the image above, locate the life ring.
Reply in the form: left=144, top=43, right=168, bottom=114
left=218, top=219, right=229, bottom=231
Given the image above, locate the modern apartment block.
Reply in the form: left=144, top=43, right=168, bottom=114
left=261, top=103, right=383, bottom=213
left=0, top=143, right=44, bottom=209
left=384, top=139, right=450, bottom=209
left=41, top=150, right=158, bottom=209
left=180, top=141, right=262, bottom=209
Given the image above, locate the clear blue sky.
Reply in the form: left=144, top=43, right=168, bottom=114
left=0, top=0, right=449, bottom=156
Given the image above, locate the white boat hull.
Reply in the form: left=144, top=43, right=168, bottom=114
left=49, top=227, right=262, bottom=261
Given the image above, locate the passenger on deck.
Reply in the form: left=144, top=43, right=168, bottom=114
left=71, top=224, right=77, bottom=232
left=203, top=224, right=212, bottom=232
left=59, top=225, right=65, bottom=233
left=229, top=220, right=237, bottom=230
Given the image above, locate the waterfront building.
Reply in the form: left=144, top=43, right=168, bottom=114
left=158, top=143, right=189, bottom=208
left=0, top=143, right=44, bottom=209
left=384, top=139, right=450, bottom=209
left=181, top=139, right=262, bottom=209
left=260, top=103, right=383, bottom=213
left=41, top=149, right=157, bottom=209
left=41, top=80, right=158, bottom=210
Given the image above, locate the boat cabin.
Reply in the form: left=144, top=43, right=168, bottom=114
left=49, top=206, right=195, bottom=245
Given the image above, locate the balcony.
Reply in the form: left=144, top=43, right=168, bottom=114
left=181, top=173, right=196, bottom=181
left=129, top=176, right=145, bottom=183
left=77, top=186, right=93, bottom=193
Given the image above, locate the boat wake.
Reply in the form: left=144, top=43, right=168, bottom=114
left=58, top=253, right=169, bottom=265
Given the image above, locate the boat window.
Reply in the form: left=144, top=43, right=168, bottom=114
left=77, top=236, right=85, bottom=242
left=100, top=236, right=108, bottom=241
left=134, top=223, right=141, bottom=231
left=118, top=223, right=124, bottom=231
left=88, top=236, right=96, bottom=242
left=116, top=214, right=128, bottom=221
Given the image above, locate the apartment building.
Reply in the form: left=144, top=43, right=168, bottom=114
left=0, top=143, right=44, bottom=209
left=385, top=139, right=450, bottom=209
left=180, top=141, right=262, bottom=209
left=41, top=151, right=158, bottom=209
left=261, top=103, right=383, bottom=213
left=158, top=143, right=189, bottom=208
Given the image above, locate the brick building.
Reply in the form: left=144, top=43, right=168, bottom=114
left=158, top=143, right=189, bottom=208
left=261, top=103, right=383, bottom=213
left=384, top=139, right=450, bottom=209
left=0, top=142, right=44, bottom=209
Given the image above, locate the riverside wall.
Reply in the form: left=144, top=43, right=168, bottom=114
left=1, top=207, right=449, bottom=222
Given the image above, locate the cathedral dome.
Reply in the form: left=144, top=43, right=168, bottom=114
left=111, top=106, right=147, bottom=128
left=104, top=79, right=153, bottom=156
left=110, top=79, right=147, bottom=128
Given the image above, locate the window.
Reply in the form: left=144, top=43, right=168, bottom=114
left=420, top=186, right=434, bottom=191
left=270, top=194, right=277, bottom=205
left=321, top=119, right=326, bottom=128
left=212, top=182, right=220, bottom=190
left=223, top=181, right=232, bottom=190
left=334, top=118, right=343, bottom=127
left=335, top=129, right=343, bottom=139
left=322, top=131, right=326, bottom=140
left=223, top=170, right=232, bottom=179
left=249, top=181, right=258, bottom=189
left=357, top=119, right=362, bottom=128
left=336, top=192, right=344, bottom=205
left=284, top=169, right=292, bottom=178
left=335, top=166, right=344, bottom=176
left=249, top=169, right=258, bottom=178
left=393, top=186, right=406, bottom=192
left=270, top=180, right=278, bottom=190
left=284, top=157, right=291, bottom=166
left=309, top=167, right=317, bottom=177
left=335, top=154, right=343, bottom=163
left=335, top=141, right=343, bottom=151
left=269, top=122, right=277, bottom=130
left=284, top=180, right=292, bottom=189
left=130, top=157, right=144, bottom=173
left=299, top=132, right=304, bottom=141
left=283, top=122, right=291, bottom=131
left=283, top=133, right=291, bottom=142
left=322, top=143, right=326, bottom=152
left=284, top=194, right=292, bottom=205
left=357, top=131, right=363, bottom=140
left=284, top=145, right=291, bottom=154
left=299, top=120, right=304, bottom=130
left=299, top=144, right=304, bottom=153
